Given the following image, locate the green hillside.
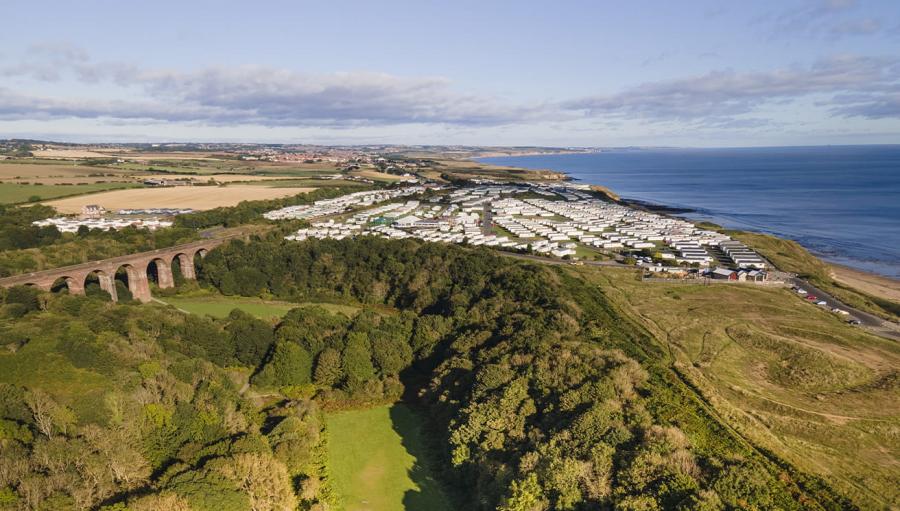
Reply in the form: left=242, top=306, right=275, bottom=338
left=0, top=236, right=887, bottom=510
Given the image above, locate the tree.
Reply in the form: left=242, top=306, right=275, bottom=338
left=500, top=473, right=546, bottom=511
left=227, top=310, right=275, bottom=367
left=211, top=452, right=297, bottom=511
left=253, top=342, right=312, bottom=388
left=128, top=493, right=193, bottom=511
left=313, top=348, right=342, bottom=387
left=24, top=389, right=68, bottom=438
left=370, top=333, right=413, bottom=377
left=341, top=332, right=375, bottom=390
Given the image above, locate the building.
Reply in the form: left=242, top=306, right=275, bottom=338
left=81, top=204, right=105, bottom=219
left=710, top=267, right=737, bottom=280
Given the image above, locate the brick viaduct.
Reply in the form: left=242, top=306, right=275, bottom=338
left=0, top=236, right=240, bottom=303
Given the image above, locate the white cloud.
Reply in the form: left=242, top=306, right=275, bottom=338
left=562, top=56, right=900, bottom=122
left=1, top=45, right=899, bottom=134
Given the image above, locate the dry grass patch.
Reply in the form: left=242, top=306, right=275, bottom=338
left=579, top=266, right=900, bottom=509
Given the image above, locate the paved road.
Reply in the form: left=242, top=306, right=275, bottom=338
left=481, top=203, right=493, bottom=236
left=497, top=251, right=626, bottom=268
left=499, top=250, right=900, bottom=342
left=787, top=276, right=900, bottom=341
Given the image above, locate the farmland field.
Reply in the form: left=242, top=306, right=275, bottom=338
left=43, top=184, right=315, bottom=212
left=348, top=169, right=410, bottom=182
left=244, top=178, right=369, bottom=188
left=31, top=149, right=114, bottom=158
left=0, top=162, right=132, bottom=181
left=139, top=173, right=310, bottom=183
left=326, top=405, right=454, bottom=511
left=0, top=182, right=138, bottom=204
left=582, top=265, right=900, bottom=509
left=158, top=294, right=360, bottom=319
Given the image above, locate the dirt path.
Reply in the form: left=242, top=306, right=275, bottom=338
left=741, top=389, right=895, bottom=423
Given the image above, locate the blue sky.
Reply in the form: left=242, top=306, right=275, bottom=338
left=1, top=0, right=899, bottom=146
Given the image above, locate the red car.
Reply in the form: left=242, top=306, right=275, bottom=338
left=806, top=295, right=817, bottom=300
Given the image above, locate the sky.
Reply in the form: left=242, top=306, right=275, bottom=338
left=1, top=0, right=899, bottom=147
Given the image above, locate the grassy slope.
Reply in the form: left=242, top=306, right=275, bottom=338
left=581, top=265, right=900, bottom=509
left=158, top=294, right=360, bottom=319
left=0, top=182, right=137, bottom=204
left=732, top=231, right=900, bottom=321
left=325, top=404, right=454, bottom=511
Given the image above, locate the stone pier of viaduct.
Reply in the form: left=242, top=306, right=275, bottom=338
left=0, top=236, right=239, bottom=303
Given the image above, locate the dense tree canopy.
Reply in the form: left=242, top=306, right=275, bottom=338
left=0, top=237, right=855, bottom=510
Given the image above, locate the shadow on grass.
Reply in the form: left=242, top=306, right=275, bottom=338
left=389, top=404, right=456, bottom=511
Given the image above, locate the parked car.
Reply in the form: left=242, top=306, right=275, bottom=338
left=816, top=300, right=827, bottom=306
left=847, top=319, right=862, bottom=326
left=806, top=295, right=817, bottom=300
left=796, top=288, right=807, bottom=294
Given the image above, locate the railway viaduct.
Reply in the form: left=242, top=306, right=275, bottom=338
left=0, top=235, right=240, bottom=303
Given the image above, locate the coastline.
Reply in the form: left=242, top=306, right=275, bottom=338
left=467, top=156, right=900, bottom=301
left=609, top=189, right=900, bottom=297
left=477, top=155, right=900, bottom=286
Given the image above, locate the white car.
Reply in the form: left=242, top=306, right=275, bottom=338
left=796, top=289, right=807, bottom=294
left=816, top=300, right=827, bottom=306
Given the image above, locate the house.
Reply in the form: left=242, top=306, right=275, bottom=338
left=745, top=270, right=767, bottom=282
left=710, top=267, right=737, bottom=280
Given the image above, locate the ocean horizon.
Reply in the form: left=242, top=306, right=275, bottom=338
left=479, top=145, right=900, bottom=279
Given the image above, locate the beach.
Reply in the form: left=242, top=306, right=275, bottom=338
left=830, top=263, right=900, bottom=303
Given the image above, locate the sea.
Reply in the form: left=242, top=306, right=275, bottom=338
left=478, top=146, right=900, bottom=279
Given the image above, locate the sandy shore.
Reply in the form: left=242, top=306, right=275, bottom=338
left=829, top=264, right=900, bottom=302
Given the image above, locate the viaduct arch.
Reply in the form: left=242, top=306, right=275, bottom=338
left=0, top=236, right=238, bottom=303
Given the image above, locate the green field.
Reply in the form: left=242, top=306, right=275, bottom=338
left=326, top=405, right=454, bottom=511
left=0, top=182, right=137, bottom=204
left=158, top=294, right=359, bottom=319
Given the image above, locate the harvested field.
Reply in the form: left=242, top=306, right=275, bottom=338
left=0, top=182, right=137, bottom=204
left=43, top=185, right=315, bottom=212
left=105, top=152, right=225, bottom=160
left=349, top=169, right=409, bottom=181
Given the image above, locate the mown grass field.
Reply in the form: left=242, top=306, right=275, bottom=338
left=326, top=405, right=454, bottom=511
left=158, top=294, right=359, bottom=319
left=0, top=182, right=138, bottom=204
left=580, top=266, right=900, bottom=509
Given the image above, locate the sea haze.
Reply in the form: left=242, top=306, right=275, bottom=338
left=479, top=146, right=900, bottom=279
